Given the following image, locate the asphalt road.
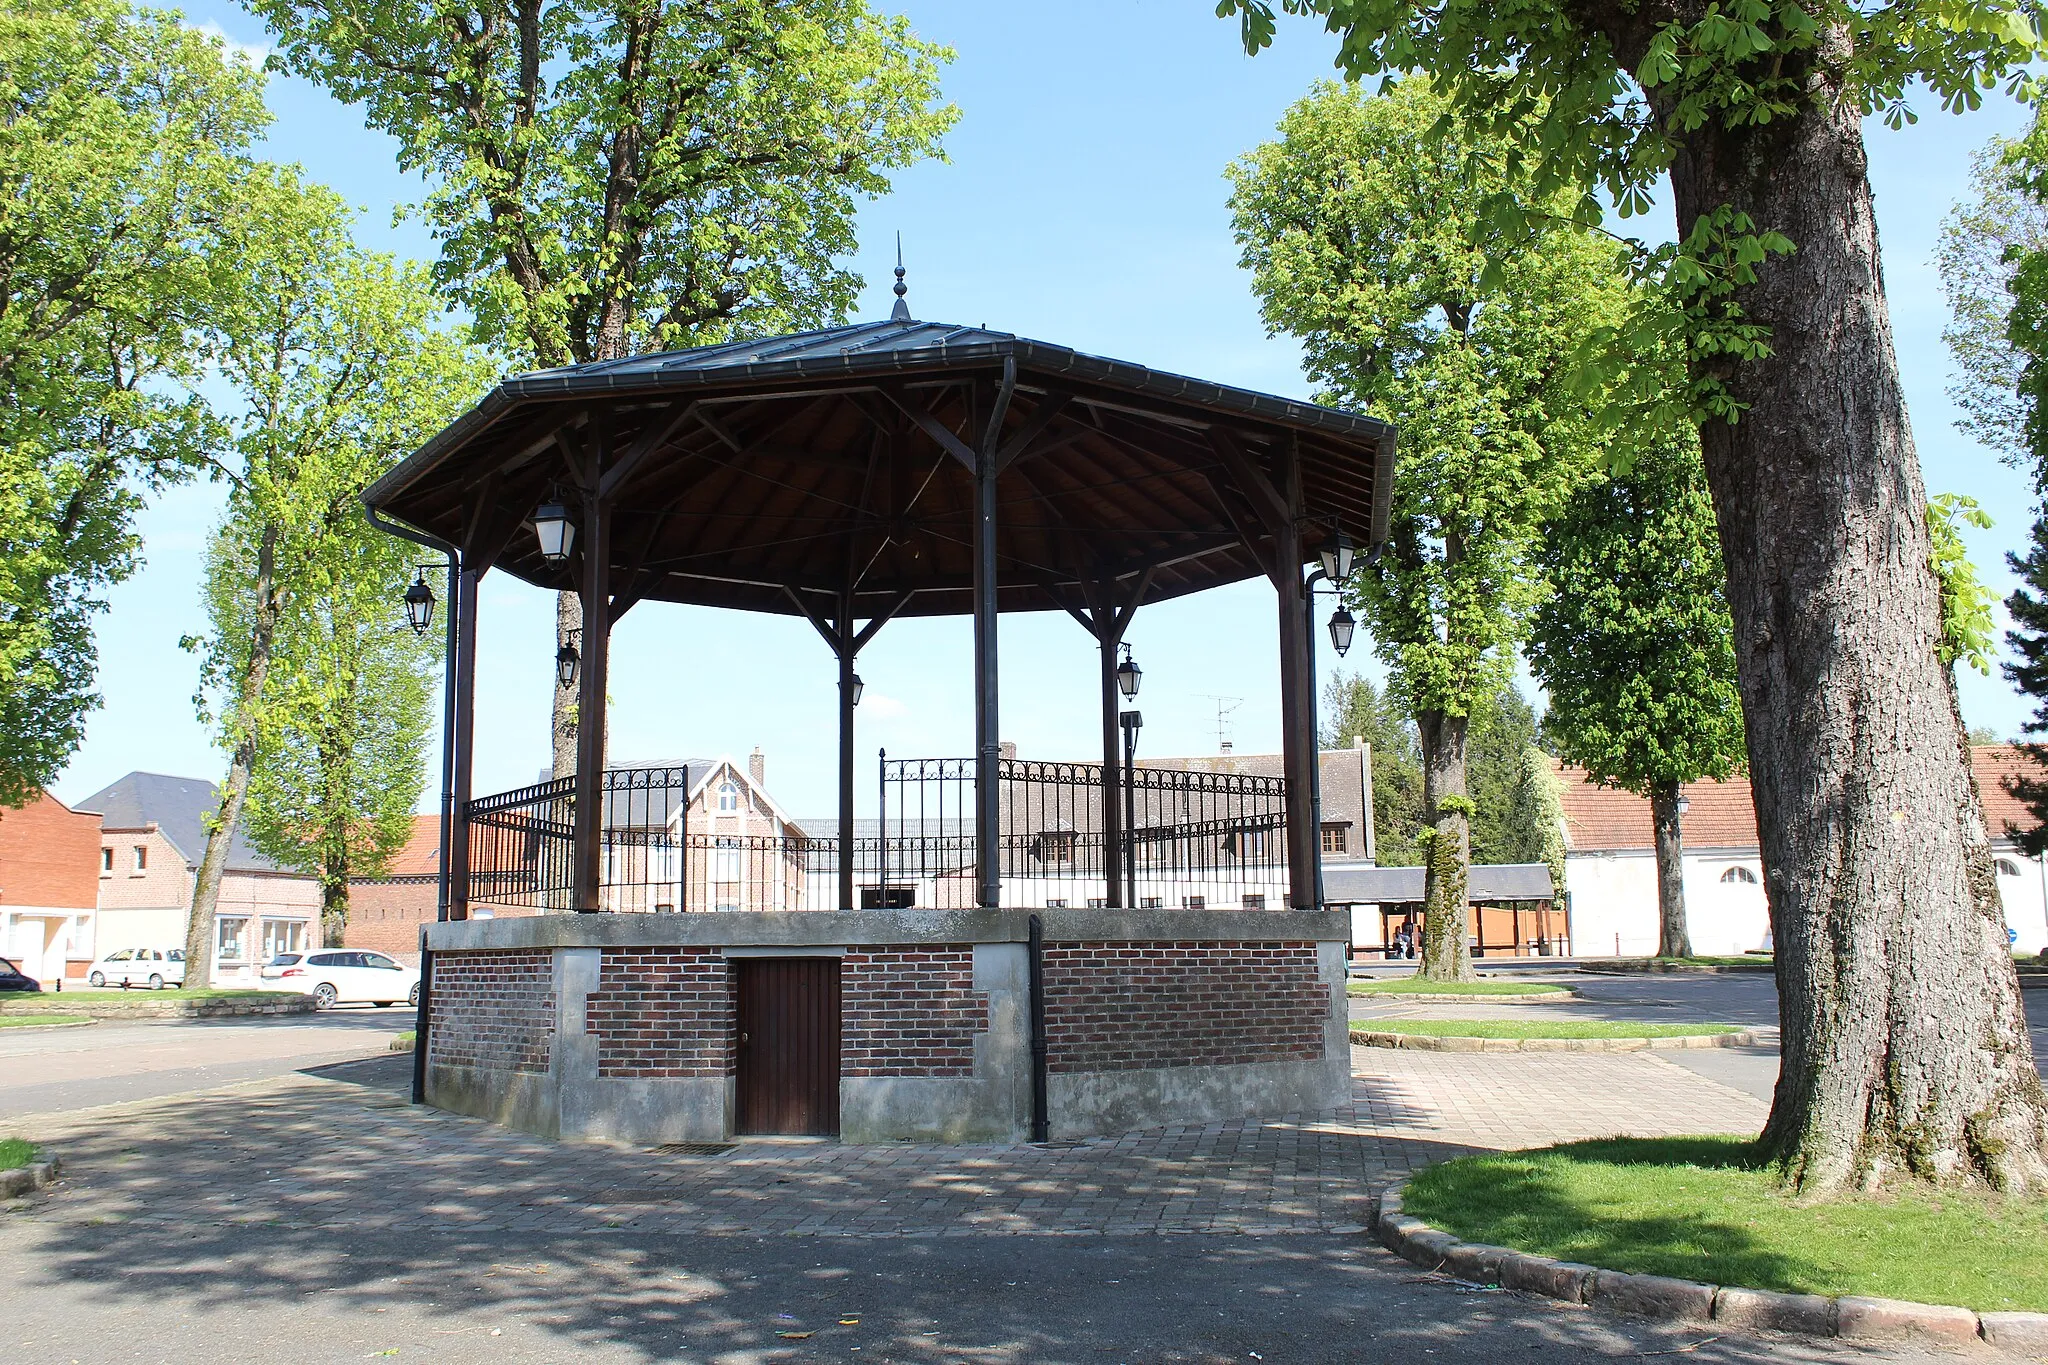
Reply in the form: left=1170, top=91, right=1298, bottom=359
left=0, top=1007, right=412, bottom=1118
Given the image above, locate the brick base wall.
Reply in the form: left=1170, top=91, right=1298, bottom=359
left=587, top=947, right=733, bottom=1078
left=842, top=946, right=985, bottom=1077
left=427, top=948, right=554, bottom=1075
left=1043, top=940, right=1327, bottom=1073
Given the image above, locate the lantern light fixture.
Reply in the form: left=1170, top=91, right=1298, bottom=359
left=851, top=673, right=865, bottom=707
left=1319, top=527, right=1356, bottom=587
left=403, top=572, right=435, bottom=637
left=1115, top=643, right=1142, bottom=701
left=1328, top=605, right=1356, bottom=658
left=533, top=500, right=576, bottom=564
left=555, top=633, right=581, bottom=689
left=1676, top=795, right=1691, bottom=817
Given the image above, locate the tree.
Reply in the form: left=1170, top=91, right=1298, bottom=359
left=1229, top=78, right=1620, bottom=981
left=1225, top=0, right=2048, bottom=1196
left=1526, top=433, right=1745, bottom=959
left=2004, top=513, right=2048, bottom=854
left=1322, top=670, right=1423, bottom=864
left=1466, top=682, right=1546, bottom=866
left=0, top=0, right=270, bottom=806
left=1940, top=136, right=2048, bottom=465
left=251, top=0, right=958, bottom=780
left=222, top=493, right=443, bottom=947
left=182, top=192, right=494, bottom=984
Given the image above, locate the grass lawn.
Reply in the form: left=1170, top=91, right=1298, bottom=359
left=1404, top=1136, right=2048, bottom=1312
left=0, top=1138, right=33, bottom=1172
left=394, top=1030, right=416, bottom=1049
left=1360, top=1020, right=1742, bottom=1040
left=1349, top=978, right=1570, bottom=996
left=0, top=1014, right=84, bottom=1028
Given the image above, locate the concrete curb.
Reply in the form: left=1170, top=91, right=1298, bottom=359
left=0, top=995, right=315, bottom=1019
left=0, top=1155, right=61, bottom=1199
left=1579, top=961, right=1773, bottom=975
left=0, top=1018, right=97, bottom=1032
left=1348, top=989, right=1578, bottom=1002
left=1368, top=1181, right=2048, bottom=1351
left=389, top=1034, right=416, bottom=1052
left=1349, top=1028, right=1760, bottom=1052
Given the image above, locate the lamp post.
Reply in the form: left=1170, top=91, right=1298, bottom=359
left=1304, top=535, right=1363, bottom=908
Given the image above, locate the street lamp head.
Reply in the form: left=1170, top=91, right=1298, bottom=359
left=1327, top=605, right=1356, bottom=658
left=1120, top=709, right=1143, bottom=732
left=403, top=572, right=435, bottom=637
left=533, top=500, right=577, bottom=564
left=1318, top=527, right=1356, bottom=587
left=851, top=673, right=864, bottom=707
left=555, top=637, right=581, bottom=689
left=1676, top=794, right=1691, bottom=817
left=1116, top=643, right=1142, bottom=700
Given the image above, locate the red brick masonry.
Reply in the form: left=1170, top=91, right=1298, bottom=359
left=588, top=946, right=733, bottom=1078
left=842, top=946, right=985, bottom=1078
left=1043, top=940, right=1327, bottom=1073
left=427, top=948, right=554, bottom=1075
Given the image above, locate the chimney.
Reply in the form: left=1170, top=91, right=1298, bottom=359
left=748, top=746, right=765, bottom=789
left=999, top=741, right=1017, bottom=761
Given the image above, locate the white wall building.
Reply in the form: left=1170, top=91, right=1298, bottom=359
left=1558, top=747, right=2048, bottom=958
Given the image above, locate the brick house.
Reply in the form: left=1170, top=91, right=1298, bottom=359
left=0, top=791, right=104, bottom=983
left=343, top=813, right=445, bottom=964
left=1557, top=746, right=2048, bottom=956
left=79, top=772, right=321, bottom=985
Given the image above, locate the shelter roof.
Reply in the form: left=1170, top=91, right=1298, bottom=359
left=363, top=317, right=1395, bottom=620
left=1323, top=862, right=1554, bottom=904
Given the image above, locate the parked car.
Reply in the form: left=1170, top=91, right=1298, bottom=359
left=0, top=956, right=40, bottom=992
left=266, top=949, right=419, bottom=1009
left=86, top=947, right=187, bottom=990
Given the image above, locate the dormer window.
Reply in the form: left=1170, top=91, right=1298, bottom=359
left=717, top=780, right=739, bottom=812
left=133, top=845, right=147, bottom=873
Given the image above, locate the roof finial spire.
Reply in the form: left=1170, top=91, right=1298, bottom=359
left=890, top=232, right=911, bottom=323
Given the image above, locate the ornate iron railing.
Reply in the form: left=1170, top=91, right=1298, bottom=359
left=461, top=757, right=1290, bottom=913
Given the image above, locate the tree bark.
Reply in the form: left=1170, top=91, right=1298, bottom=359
left=1651, top=780, right=1692, bottom=959
left=185, top=524, right=283, bottom=988
left=1658, top=27, right=2048, bottom=1192
left=552, top=588, right=581, bottom=782
left=1416, top=708, right=1474, bottom=981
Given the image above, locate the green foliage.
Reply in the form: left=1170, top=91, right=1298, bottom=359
left=1229, top=78, right=1620, bottom=734
left=1527, top=435, right=1746, bottom=794
left=1220, top=0, right=2040, bottom=426
left=1929, top=493, right=1999, bottom=676
left=1465, top=684, right=1539, bottom=864
left=1939, top=135, right=2048, bottom=464
left=1360, top=1019, right=1740, bottom=1039
left=189, top=197, right=496, bottom=932
left=1322, top=670, right=1423, bottom=862
left=252, top=0, right=959, bottom=367
left=2001, top=512, right=2048, bottom=855
left=0, top=0, right=270, bottom=807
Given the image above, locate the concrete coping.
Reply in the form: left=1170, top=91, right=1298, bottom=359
left=0, top=1155, right=60, bottom=1200
left=426, top=907, right=1350, bottom=954
left=1369, top=1181, right=2045, bottom=1350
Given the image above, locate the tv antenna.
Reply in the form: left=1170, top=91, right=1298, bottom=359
left=1196, top=694, right=1243, bottom=754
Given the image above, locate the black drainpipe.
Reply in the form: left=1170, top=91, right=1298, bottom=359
left=1028, top=913, right=1049, bottom=1142
left=411, top=928, right=434, bottom=1104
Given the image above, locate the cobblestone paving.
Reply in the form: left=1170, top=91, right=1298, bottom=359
left=11, top=1045, right=1768, bottom=1240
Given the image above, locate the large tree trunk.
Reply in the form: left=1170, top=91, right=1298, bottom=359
left=185, top=525, right=283, bottom=988
left=1416, top=709, right=1474, bottom=981
left=1651, top=780, right=1692, bottom=959
left=552, top=588, right=580, bottom=782
left=1660, top=31, right=2048, bottom=1193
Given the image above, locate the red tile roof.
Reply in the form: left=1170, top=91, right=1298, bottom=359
left=1557, top=747, right=2043, bottom=852
left=384, top=814, right=441, bottom=876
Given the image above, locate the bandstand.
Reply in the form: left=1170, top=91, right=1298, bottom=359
left=363, top=290, right=1395, bottom=1145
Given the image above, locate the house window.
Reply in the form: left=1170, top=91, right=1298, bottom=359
left=1242, top=893, right=1267, bottom=909
left=132, top=845, right=147, bottom=873
left=100, top=848, right=113, bottom=875
left=1720, top=866, right=1759, bottom=885
left=1997, top=857, right=2023, bottom=877
left=1320, top=823, right=1348, bottom=854
left=1181, top=895, right=1206, bottom=910
left=1140, top=896, right=1164, bottom=909
left=1035, top=831, right=1076, bottom=863
left=260, top=920, right=303, bottom=961
left=217, top=917, right=248, bottom=961
left=717, top=781, right=739, bottom=812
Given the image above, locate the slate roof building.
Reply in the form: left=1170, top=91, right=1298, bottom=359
left=80, top=771, right=321, bottom=984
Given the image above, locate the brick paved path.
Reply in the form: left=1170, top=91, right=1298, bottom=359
left=11, top=1045, right=1767, bottom=1239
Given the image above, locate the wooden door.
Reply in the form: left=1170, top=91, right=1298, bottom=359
left=734, top=957, right=842, bottom=1136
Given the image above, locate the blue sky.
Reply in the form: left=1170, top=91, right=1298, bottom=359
left=52, top=2, right=2042, bottom=820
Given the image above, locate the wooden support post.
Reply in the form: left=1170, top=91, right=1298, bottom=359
left=447, top=565, right=480, bottom=921
left=1099, top=623, right=1123, bottom=908
left=572, top=485, right=611, bottom=913
left=1275, top=540, right=1318, bottom=909
left=838, top=604, right=857, bottom=911
left=973, top=448, right=1001, bottom=909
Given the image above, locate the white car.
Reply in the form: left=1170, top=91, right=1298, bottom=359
left=87, top=947, right=187, bottom=990
left=265, top=949, right=420, bottom=1009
